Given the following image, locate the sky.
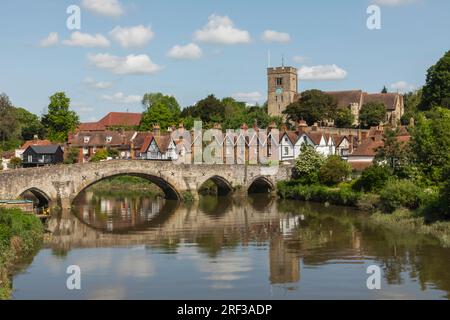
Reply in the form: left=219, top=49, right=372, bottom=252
left=0, top=0, right=449, bottom=122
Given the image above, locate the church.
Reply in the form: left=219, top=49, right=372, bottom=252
left=267, top=66, right=404, bottom=127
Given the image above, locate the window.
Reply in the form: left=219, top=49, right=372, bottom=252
left=284, top=147, right=289, bottom=155
left=83, top=147, right=89, bottom=155
left=276, top=77, right=283, bottom=86
left=303, top=136, right=308, bottom=143
left=284, top=137, right=289, bottom=143
left=84, top=136, right=90, bottom=143
left=106, top=136, right=112, bottom=143
left=28, top=155, right=33, bottom=163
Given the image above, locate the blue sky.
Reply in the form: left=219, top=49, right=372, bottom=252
left=0, top=0, right=449, bottom=122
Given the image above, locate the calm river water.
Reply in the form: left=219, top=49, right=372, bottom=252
left=11, top=191, right=450, bottom=300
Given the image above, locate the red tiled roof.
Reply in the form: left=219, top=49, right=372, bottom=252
left=307, top=132, right=324, bottom=145
left=98, top=112, right=142, bottom=127
left=139, top=134, right=154, bottom=153
left=69, top=131, right=135, bottom=147
left=1, top=151, right=15, bottom=159
left=78, top=122, right=106, bottom=132
left=153, top=135, right=173, bottom=153
left=20, top=139, right=52, bottom=150
left=351, top=138, right=384, bottom=157
left=280, top=131, right=298, bottom=144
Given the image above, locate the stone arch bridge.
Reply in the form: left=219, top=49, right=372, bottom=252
left=0, top=161, right=293, bottom=208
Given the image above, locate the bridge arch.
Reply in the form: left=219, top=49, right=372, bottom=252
left=75, top=173, right=182, bottom=203
left=199, top=175, right=234, bottom=197
left=19, top=187, right=52, bottom=208
left=247, top=176, right=275, bottom=194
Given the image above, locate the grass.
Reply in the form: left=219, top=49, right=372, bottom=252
left=0, top=208, right=44, bottom=300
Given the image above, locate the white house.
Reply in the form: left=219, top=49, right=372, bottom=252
left=140, top=135, right=178, bottom=161
left=279, top=132, right=297, bottom=162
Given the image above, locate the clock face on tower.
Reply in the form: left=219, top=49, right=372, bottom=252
left=276, top=88, right=283, bottom=95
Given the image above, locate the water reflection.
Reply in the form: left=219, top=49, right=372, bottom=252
left=11, top=192, right=450, bottom=300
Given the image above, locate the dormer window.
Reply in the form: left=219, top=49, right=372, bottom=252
left=106, top=136, right=112, bottom=143
left=84, top=137, right=90, bottom=143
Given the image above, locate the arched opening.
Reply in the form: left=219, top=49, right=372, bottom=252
left=199, top=176, right=233, bottom=197
left=248, top=177, right=274, bottom=194
left=72, top=174, right=181, bottom=233
left=20, top=188, right=51, bottom=212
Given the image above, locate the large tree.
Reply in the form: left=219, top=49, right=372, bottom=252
left=401, top=89, right=422, bottom=125
left=335, top=107, right=354, bottom=128
left=181, top=95, right=226, bottom=126
left=359, top=102, right=386, bottom=128
left=41, top=92, right=79, bottom=142
left=420, top=50, right=450, bottom=110
left=410, top=107, right=450, bottom=183
left=15, top=107, right=45, bottom=140
left=140, top=93, right=181, bottom=131
left=0, top=94, right=20, bottom=151
left=283, top=90, right=337, bottom=125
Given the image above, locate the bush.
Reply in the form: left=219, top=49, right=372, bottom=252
left=90, top=149, right=109, bottom=162
left=319, top=155, right=352, bottom=186
left=379, top=180, right=425, bottom=213
left=353, top=165, right=392, bottom=192
left=294, top=145, right=325, bottom=181
left=357, top=193, right=380, bottom=212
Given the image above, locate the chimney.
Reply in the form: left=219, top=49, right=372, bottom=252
left=153, top=124, right=161, bottom=136
left=241, top=123, right=248, bottom=131
left=358, top=129, right=362, bottom=146
left=214, top=123, right=222, bottom=130
left=33, top=134, right=39, bottom=140
left=268, top=122, right=277, bottom=133
left=349, top=131, right=354, bottom=153
left=312, top=123, right=318, bottom=132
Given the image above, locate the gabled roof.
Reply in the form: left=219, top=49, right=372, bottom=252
left=98, top=112, right=142, bottom=127
left=69, top=131, right=135, bottom=147
left=280, top=131, right=298, bottom=144
left=152, top=135, right=174, bottom=153
left=26, top=145, right=61, bottom=154
left=362, top=93, right=401, bottom=111
left=332, top=134, right=348, bottom=147
left=307, top=132, right=325, bottom=145
left=325, top=90, right=363, bottom=107
left=20, top=139, right=52, bottom=150
left=350, top=138, right=384, bottom=157
left=139, top=134, right=154, bottom=153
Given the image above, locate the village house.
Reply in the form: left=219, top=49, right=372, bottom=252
left=15, top=138, right=52, bottom=160
left=139, top=126, right=179, bottom=161
left=22, top=145, right=64, bottom=168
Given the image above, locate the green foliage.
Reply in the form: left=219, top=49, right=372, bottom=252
left=410, top=107, right=450, bottom=182
left=140, top=93, right=181, bottom=131
left=357, top=193, right=381, bottom=212
left=401, top=90, right=422, bottom=126
left=8, top=157, right=22, bottom=169
left=182, top=95, right=225, bottom=126
left=15, top=107, right=45, bottom=141
left=294, top=144, right=325, bottom=181
left=421, top=50, right=450, bottom=110
left=439, top=166, right=450, bottom=218
left=107, top=148, right=119, bottom=159
left=335, top=107, right=354, bottom=128
left=353, top=165, right=392, bottom=192
left=359, top=102, right=386, bottom=128
left=41, top=92, right=79, bottom=142
left=379, top=180, right=425, bottom=213
left=319, top=155, right=352, bottom=186
left=90, top=149, right=109, bottom=162
left=0, top=94, right=20, bottom=151
left=277, top=181, right=361, bottom=207
left=64, top=147, right=79, bottom=164
left=283, top=89, right=337, bottom=124
left=182, top=191, right=195, bottom=202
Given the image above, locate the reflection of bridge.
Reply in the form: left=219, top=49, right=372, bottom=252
left=0, top=161, right=293, bottom=208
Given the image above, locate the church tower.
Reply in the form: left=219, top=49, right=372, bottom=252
left=267, top=66, right=298, bottom=117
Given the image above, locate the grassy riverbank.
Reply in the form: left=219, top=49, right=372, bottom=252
left=0, top=208, right=44, bottom=300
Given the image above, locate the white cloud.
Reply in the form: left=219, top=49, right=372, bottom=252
left=167, top=43, right=203, bottom=60
left=390, top=81, right=416, bottom=93
left=109, top=25, right=154, bottom=48
left=373, top=0, right=417, bottom=6
left=83, top=77, right=113, bottom=89
left=88, top=53, right=163, bottom=75
left=194, top=14, right=251, bottom=45
left=298, top=64, right=348, bottom=81
left=232, top=92, right=264, bottom=105
left=292, top=55, right=308, bottom=64
left=101, top=92, right=142, bottom=104
left=261, top=30, right=291, bottom=43
left=39, top=32, right=58, bottom=47
left=82, top=0, right=124, bottom=17
left=72, top=102, right=95, bottom=114
left=63, top=32, right=110, bottom=48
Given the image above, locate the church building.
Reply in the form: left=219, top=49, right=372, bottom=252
left=267, top=66, right=404, bottom=127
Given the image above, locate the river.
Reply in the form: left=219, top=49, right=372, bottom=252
left=10, top=191, right=450, bottom=300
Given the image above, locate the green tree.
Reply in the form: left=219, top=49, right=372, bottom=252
left=439, top=166, right=450, bottom=218
left=64, top=147, right=79, bottom=164
left=375, top=128, right=413, bottom=178
left=90, top=149, right=109, bottom=162
left=352, top=165, right=392, bottom=192
left=42, top=92, right=79, bottom=143
left=142, top=93, right=181, bottom=115
left=420, top=50, right=450, bottom=110
left=335, top=107, right=354, bottom=128
left=283, top=90, right=337, bottom=124
left=359, top=102, right=386, bottom=128
left=401, top=89, right=422, bottom=125
left=319, top=155, right=352, bottom=186
left=410, top=107, right=450, bottom=182
left=0, top=94, right=20, bottom=151
left=15, top=107, right=45, bottom=141
left=182, top=95, right=225, bottom=126
left=141, top=101, right=178, bottom=131
left=294, top=144, right=326, bottom=183
left=8, top=157, right=22, bottom=169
